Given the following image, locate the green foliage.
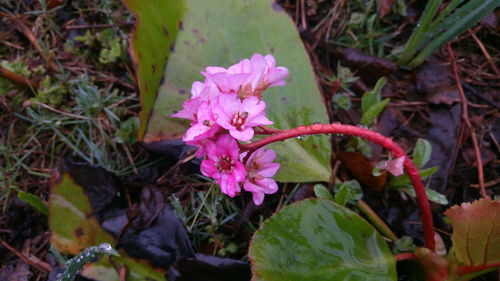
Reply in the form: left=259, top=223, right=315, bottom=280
left=33, top=75, right=67, bottom=107
left=393, top=236, right=417, bottom=254
left=413, top=138, right=432, bottom=168
left=334, top=180, right=363, bottom=206
left=313, top=184, right=334, bottom=200
left=137, top=0, right=331, bottom=182
left=122, top=0, right=184, bottom=139
left=249, top=199, right=396, bottom=280
left=332, top=94, right=352, bottom=110
left=56, top=243, right=119, bottom=281
left=17, top=191, right=48, bottom=215
left=360, top=77, right=389, bottom=126
left=0, top=59, right=31, bottom=93
left=114, top=117, right=139, bottom=144
left=397, top=0, right=499, bottom=67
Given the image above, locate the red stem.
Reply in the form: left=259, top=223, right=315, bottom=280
left=396, top=252, right=416, bottom=262
left=240, top=123, right=436, bottom=251
left=457, top=262, right=500, bottom=275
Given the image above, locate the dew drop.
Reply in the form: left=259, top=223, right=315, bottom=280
left=311, top=124, right=323, bottom=130
left=296, top=126, right=306, bottom=131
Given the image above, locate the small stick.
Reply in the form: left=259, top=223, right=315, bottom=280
left=0, top=65, right=38, bottom=89
left=0, top=239, right=51, bottom=273
left=447, top=44, right=488, bottom=199
left=468, top=29, right=500, bottom=76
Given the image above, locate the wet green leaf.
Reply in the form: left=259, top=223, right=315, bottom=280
left=249, top=199, right=396, bottom=281
left=313, top=184, right=334, bottom=200
left=141, top=0, right=331, bottom=182
left=49, top=174, right=165, bottom=281
left=334, top=180, right=363, bottom=206
left=397, top=186, right=448, bottom=205
left=413, top=138, right=432, bottom=168
left=122, top=0, right=184, bottom=139
left=387, top=166, right=438, bottom=187
left=18, top=190, right=48, bottom=216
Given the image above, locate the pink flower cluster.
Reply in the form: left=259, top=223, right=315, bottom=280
left=172, top=54, right=288, bottom=205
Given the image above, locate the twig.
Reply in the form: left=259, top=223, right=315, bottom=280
left=0, top=239, right=51, bottom=273
left=65, top=22, right=133, bottom=29
left=11, top=16, right=60, bottom=73
left=33, top=101, right=89, bottom=120
left=240, top=123, right=436, bottom=251
left=0, top=65, right=38, bottom=89
left=447, top=43, right=488, bottom=199
left=468, top=29, right=500, bottom=76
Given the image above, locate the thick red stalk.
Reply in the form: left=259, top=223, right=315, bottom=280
left=241, top=123, right=436, bottom=251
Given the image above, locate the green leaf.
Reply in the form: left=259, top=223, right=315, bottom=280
left=334, top=180, right=363, bottom=206
left=313, top=184, right=334, bottom=200
left=142, top=0, right=331, bottom=182
left=361, top=77, right=386, bottom=115
left=361, top=99, right=390, bottom=127
left=18, top=190, right=48, bottom=216
left=249, top=199, right=396, bottom=281
left=393, top=236, right=417, bottom=254
left=387, top=166, right=438, bottom=187
left=49, top=174, right=165, bottom=281
left=445, top=198, right=500, bottom=267
left=410, top=0, right=500, bottom=67
left=413, top=138, right=432, bottom=168
left=122, top=0, right=184, bottom=140
left=398, top=186, right=448, bottom=205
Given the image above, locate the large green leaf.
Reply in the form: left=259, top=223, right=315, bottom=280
left=49, top=174, right=165, bottom=281
left=122, top=0, right=184, bottom=139
left=249, top=199, right=396, bottom=281
left=139, top=0, right=331, bottom=182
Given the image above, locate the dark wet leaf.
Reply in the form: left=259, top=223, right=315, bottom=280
left=416, top=60, right=460, bottom=105
left=118, top=187, right=195, bottom=270
left=49, top=172, right=165, bottom=281
left=167, top=253, right=251, bottom=281
left=249, top=199, right=396, bottom=281
left=333, top=48, right=397, bottom=85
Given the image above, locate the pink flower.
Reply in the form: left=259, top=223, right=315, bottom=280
left=243, top=148, right=280, bottom=205
left=183, top=102, right=220, bottom=142
left=377, top=156, right=405, bottom=176
left=201, top=135, right=246, bottom=197
left=202, top=54, right=289, bottom=98
left=213, top=94, right=273, bottom=141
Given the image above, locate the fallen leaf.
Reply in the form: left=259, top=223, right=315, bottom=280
left=444, top=198, right=500, bottom=267
left=337, top=152, right=387, bottom=192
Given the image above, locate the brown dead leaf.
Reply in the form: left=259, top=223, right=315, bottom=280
left=444, top=198, right=500, bottom=266
left=337, top=152, right=387, bottom=192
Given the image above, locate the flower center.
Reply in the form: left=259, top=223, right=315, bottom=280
left=202, top=119, right=215, bottom=127
left=217, top=155, right=234, bottom=172
left=231, top=111, right=249, bottom=130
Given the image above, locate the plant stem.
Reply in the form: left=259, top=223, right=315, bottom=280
left=457, top=262, right=500, bottom=275
left=240, top=123, right=436, bottom=251
left=395, top=252, right=416, bottom=262
left=357, top=200, right=398, bottom=241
